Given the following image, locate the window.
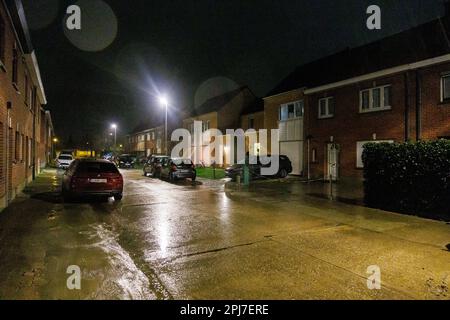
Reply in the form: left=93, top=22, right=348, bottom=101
left=441, top=74, right=450, bottom=102
left=21, top=134, right=25, bottom=162
left=248, top=115, right=255, bottom=129
left=15, top=131, right=20, bottom=161
left=202, top=120, right=210, bottom=132
left=318, top=97, right=334, bottom=119
left=279, top=100, right=304, bottom=121
left=25, top=74, right=29, bottom=105
left=311, top=148, right=317, bottom=163
left=12, top=42, right=18, bottom=86
left=360, top=85, right=391, bottom=113
left=356, top=140, right=394, bottom=168
left=0, top=15, right=5, bottom=65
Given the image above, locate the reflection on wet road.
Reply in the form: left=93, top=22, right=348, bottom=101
left=0, top=169, right=449, bottom=300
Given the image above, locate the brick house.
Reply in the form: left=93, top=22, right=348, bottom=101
left=183, top=86, right=259, bottom=166
left=240, top=98, right=264, bottom=156
left=266, top=13, right=450, bottom=180
left=126, top=123, right=164, bottom=157
left=263, top=88, right=306, bottom=175
left=0, top=0, right=52, bottom=210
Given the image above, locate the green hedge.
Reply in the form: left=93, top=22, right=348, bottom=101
left=362, top=140, right=450, bottom=219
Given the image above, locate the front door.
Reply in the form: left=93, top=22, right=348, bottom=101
left=326, top=143, right=339, bottom=181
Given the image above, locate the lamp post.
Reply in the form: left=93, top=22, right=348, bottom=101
left=111, top=124, right=117, bottom=149
left=159, top=96, right=168, bottom=155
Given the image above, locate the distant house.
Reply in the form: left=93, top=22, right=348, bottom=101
left=265, top=10, right=450, bottom=180
left=126, top=121, right=164, bottom=157
left=182, top=86, right=259, bottom=166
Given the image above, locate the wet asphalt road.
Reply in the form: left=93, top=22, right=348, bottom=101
left=0, top=168, right=449, bottom=300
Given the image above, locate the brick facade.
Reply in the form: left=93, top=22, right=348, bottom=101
left=0, top=1, right=52, bottom=210
left=306, top=63, right=450, bottom=180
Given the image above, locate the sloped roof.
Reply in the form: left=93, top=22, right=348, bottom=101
left=266, top=14, right=450, bottom=97
left=191, top=86, right=249, bottom=116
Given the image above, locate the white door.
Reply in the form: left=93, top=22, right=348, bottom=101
left=326, top=143, right=339, bottom=181
left=280, top=141, right=303, bottom=175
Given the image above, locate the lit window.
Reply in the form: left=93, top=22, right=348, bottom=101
left=359, top=85, right=391, bottom=113
left=318, top=97, right=334, bottom=119
left=279, top=100, right=304, bottom=121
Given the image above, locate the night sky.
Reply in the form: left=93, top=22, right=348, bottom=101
left=22, top=0, right=444, bottom=146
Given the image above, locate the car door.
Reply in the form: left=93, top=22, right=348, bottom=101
left=160, top=158, right=170, bottom=178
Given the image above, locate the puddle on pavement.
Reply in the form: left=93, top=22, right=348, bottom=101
left=84, top=223, right=162, bottom=300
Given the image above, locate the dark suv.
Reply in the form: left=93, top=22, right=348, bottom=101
left=225, top=155, right=292, bottom=181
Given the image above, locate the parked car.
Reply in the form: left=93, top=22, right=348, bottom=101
left=225, top=155, right=292, bottom=181
left=117, top=154, right=137, bottom=169
left=60, top=150, right=74, bottom=157
left=56, top=154, right=74, bottom=169
left=143, top=155, right=169, bottom=178
left=160, top=158, right=196, bottom=182
left=61, top=159, right=123, bottom=201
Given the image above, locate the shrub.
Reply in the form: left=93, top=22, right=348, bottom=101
left=362, top=140, right=450, bottom=219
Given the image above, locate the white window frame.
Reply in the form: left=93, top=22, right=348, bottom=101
left=202, top=120, right=210, bottom=132
left=440, top=73, right=450, bottom=102
left=356, top=140, right=394, bottom=168
left=279, top=100, right=304, bottom=121
left=359, top=85, right=392, bottom=113
left=318, top=97, right=334, bottom=119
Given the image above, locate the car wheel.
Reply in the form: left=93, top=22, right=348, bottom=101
left=278, top=168, right=288, bottom=178
left=114, top=194, right=123, bottom=201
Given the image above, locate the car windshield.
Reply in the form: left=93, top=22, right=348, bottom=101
left=58, top=156, right=72, bottom=160
left=76, top=162, right=119, bottom=174
left=119, top=156, right=134, bottom=162
left=172, top=159, right=192, bottom=166
left=153, top=157, right=167, bottom=163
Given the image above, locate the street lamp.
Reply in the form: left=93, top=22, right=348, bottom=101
left=111, top=124, right=117, bottom=148
left=159, top=96, right=168, bottom=155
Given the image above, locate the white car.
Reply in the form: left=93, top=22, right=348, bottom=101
left=56, top=155, right=74, bottom=169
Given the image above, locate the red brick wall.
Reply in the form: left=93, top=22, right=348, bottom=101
left=419, top=63, right=450, bottom=140
left=0, top=2, right=42, bottom=206
left=306, top=63, right=450, bottom=179
left=307, top=73, right=408, bottom=179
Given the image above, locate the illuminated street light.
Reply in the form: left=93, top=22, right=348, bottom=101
left=159, top=96, right=168, bottom=155
left=111, top=123, right=117, bottom=147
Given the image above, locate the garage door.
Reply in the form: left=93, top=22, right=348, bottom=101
left=280, top=141, right=303, bottom=175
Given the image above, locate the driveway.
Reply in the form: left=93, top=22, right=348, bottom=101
left=0, top=169, right=448, bottom=299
